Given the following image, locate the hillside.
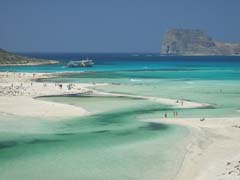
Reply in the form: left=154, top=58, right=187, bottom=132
left=0, top=48, right=59, bottom=66
left=160, top=29, right=240, bottom=56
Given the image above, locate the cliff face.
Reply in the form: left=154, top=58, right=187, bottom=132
left=215, top=42, right=240, bottom=56
left=161, top=29, right=240, bottom=56
left=0, top=48, right=59, bottom=66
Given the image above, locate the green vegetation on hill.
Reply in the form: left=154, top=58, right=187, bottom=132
left=0, top=48, right=59, bottom=66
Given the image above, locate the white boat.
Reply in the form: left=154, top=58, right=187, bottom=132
left=67, top=58, right=94, bottom=67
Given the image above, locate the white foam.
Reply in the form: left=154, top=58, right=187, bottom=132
left=130, top=79, right=142, bottom=82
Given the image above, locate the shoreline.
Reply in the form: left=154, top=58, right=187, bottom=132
left=143, top=117, right=240, bottom=180
left=0, top=60, right=59, bottom=66
left=0, top=72, right=106, bottom=118
left=0, top=72, right=210, bottom=118
left=90, top=90, right=210, bottom=109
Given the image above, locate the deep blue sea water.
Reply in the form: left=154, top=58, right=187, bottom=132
left=1, top=53, right=240, bottom=74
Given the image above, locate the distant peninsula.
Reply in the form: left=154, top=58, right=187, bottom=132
left=0, top=48, right=59, bottom=66
left=161, top=29, right=240, bottom=56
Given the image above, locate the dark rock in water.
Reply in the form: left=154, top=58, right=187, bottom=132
left=161, top=29, right=240, bottom=56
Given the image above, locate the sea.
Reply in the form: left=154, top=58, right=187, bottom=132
left=0, top=53, right=240, bottom=180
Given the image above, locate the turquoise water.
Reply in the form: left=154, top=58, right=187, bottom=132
left=0, top=97, right=189, bottom=180
left=1, top=54, right=240, bottom=73
left=46, top=68, right=240, bottom=118
left=1, top=54, right=240, bottom=179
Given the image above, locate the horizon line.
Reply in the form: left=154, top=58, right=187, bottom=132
left=15, top=51, right=161, bottom=54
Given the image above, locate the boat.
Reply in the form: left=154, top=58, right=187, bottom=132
left=67, top=58, right=94, bottom=67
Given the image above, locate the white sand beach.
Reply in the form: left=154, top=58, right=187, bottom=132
left=144, top=117, right=240, bottom=180
left=0, top=96, right=88, bottom=117
left=0, top=72, right=104, bottom=118
left=91, top=90, right=209, bottom=109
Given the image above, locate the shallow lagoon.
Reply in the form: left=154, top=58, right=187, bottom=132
left=0, top=96, right=189, bottom=180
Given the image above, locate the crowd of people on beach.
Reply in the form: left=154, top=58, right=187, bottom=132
left=0, top=81, right=84, bottom=97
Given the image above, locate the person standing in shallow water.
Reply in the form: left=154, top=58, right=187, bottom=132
left=173, top=111, right=178, bottom=117
left=164, top=113, right=167, bottom=118
left=173, top=112, right=176, bottom=117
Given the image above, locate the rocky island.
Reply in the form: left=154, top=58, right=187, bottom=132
left=0, top=48, right=59, bottom=66
left=161, top=29, right=240, bottom=56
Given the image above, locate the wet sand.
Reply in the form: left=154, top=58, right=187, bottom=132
left=90, top=89, right=210, bottom=109
left=144, top=117, right=240, bottom=180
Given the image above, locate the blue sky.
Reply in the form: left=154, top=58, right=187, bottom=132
left=0, top=0, right=240, bottom=52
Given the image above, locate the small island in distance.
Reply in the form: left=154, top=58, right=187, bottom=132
left=161, top=29, right=240, bottom=56
left=0, top=48, right=59, bottom=66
